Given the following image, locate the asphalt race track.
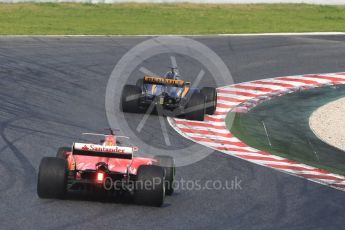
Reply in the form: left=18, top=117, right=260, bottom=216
left=1, top=35, right=345, bottom=230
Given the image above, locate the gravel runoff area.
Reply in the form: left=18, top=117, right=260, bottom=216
left=310, top=97, right=345, bottom=151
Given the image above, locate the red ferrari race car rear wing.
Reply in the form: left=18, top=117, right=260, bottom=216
left=143, top=76, right=185, bottom=87
left=72, top=143, right=133, bottom=160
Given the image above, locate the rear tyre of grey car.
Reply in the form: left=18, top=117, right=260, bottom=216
left=134, top=165, right=165, bottom=207
left=201, top=87, right=217, bottom=115
left=56, top=147, right=70, bottom=159
left=185, top=92, right=206, bottom=121
left=154, top=155, right=175, bottom=195
left=121, top=85, right=142, bottom=113
left=37, top=157, right=67, bottom=199
left=136, top=78, right=144, bottom=88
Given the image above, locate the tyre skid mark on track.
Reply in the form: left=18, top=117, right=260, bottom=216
left=0, top=117, right=37, bottom=187
left=168, top=72, right=345, bottom=191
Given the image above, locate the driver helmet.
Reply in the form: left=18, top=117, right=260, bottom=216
left=165, top=71, right=179, bottom=80
left=104, top=135, right=116, bottom=146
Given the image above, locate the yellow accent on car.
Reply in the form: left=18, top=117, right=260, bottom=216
left=144, top=76, right=185, bottom=86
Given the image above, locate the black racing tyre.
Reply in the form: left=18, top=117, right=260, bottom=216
left=136, top=78, right=144, bottom=88
left=201, top=87, right=217, bottom=115
left=37, top=157, right=68, bottom=199
left=134, top=165, right=165, bottom=207
left=121, top=84, right=142, bottom=113
left=56, top=147, right=70, bottom=159
left=154, top=155, right=175, bottom=196
left=185, top=92, right=206, bottom=121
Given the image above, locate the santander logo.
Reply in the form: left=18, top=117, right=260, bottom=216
left=89, top=144, right=125, bottom=154
left=75, top=143, right=132, bottom=154
left=82, top=145, right=90, bottom=151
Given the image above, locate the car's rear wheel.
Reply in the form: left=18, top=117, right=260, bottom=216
left=134, top=165, right=165, bottom=207
left=56, top=147, right=70, bottom=159
left=37, top=157, right=68, bottom=199
left=121, top=84, right=142, bottom=113
left=136, top=78, right=144, bottom=88
left=185, top=92, right=206, bottom=121
left=154, top=155, right=175, bottom=195
left=201, top=87, right=217, bottom=115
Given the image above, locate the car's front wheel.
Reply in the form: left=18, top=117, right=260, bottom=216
left=56, top=147, right=70, bottom=159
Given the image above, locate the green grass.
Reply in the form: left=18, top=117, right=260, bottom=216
left=0, top=3, right=345, bottom=35
left=226, top=86, right=345, bottom=176
left=228, top=112, right=345, bottom=176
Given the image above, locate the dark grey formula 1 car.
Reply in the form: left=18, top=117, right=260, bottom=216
left=121, top=68, right=217, bottom=121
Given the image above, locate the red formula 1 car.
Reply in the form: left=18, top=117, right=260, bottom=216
left=37, top=130, right=175, bottom=207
